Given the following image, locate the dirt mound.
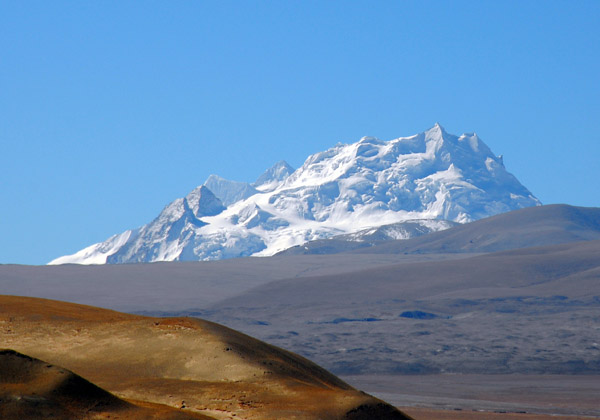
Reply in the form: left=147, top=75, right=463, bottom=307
left=0, top=294, right=140, bottom=322
left=0, top=296, right=410, bottom=420
left=0, top=349, right=209, bottom=420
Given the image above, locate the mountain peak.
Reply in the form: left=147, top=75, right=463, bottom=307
left=185, top=185, right=225, bottom=217
left=431, top=122, right=447, bottom=134
left=253, top=160, right=295, bottom=190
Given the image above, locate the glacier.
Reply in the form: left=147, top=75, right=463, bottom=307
left=49, top=124, right=541, bottom=265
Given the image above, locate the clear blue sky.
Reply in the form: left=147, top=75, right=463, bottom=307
left=1, top=1, right=599, bottom=265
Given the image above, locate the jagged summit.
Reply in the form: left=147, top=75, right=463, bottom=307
left=49, top=125, right=540, bottom=265
left=253, top=160, right=295, bottom=191
left=432, top=121, right=444, bottom=131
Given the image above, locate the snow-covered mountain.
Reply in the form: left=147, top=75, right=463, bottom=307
left=49, top=124, right=541, bottom=265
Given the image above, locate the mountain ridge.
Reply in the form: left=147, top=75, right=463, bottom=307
left=50, top=124, right=540, bottom=265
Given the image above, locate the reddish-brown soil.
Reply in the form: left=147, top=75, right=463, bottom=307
left=0, top=295, right=410, bottom=420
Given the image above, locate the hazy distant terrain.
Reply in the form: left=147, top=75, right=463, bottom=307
left=280, top=204, right=600, bottom=255
left=204, top=240, right=600, bottom=375
left=0, top=253, right=468, bottom=312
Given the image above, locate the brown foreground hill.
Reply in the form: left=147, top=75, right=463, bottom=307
left=0, top=349, right=212, bottom=420
left=0, top=295, right=410, bottom=420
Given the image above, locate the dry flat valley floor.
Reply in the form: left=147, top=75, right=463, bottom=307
left=401, top=407, right=596, bottom=420
left=344, top=374, right=600, bottom=418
